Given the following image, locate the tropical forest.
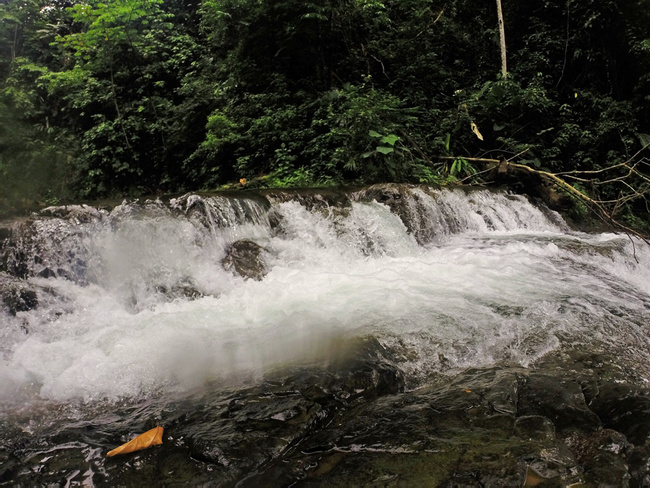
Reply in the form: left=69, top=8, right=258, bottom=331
left=1, top=0, right=650, bottom=230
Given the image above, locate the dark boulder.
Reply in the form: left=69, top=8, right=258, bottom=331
left=517, top=373, right=601, bottom=432
left=589, top=381, right=650, bottom=445
left=222, top=240, right=269, bottom=281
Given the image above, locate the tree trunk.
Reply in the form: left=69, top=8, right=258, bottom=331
left=495, top=0, right=507, bottom=77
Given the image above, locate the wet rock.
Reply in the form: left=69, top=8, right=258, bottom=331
left=37, top=267, right=56, bottom=279
left=169, top=378, right=334, bottom=484
left=171, top=193, right=271, bottom=229
left=563, top=429, right=632, bottom=485
left=5, top=356, right=645, bottom=487
left=628, top=445, right=650, bottom=486
left=263, top=188, right=351, bottom=213
left=221, top=240, right=269, bottom=281
left=0, top=223, right=12, bottom=241
left=262, top=363, right=627, bottom=486
left=588, top=381, right=650, bottom=445
left=0, top=220, right=31, bottom=278
left=179, top=392, right=326, bottom=481
left=0, top=454, right=19, bottom=483
left=353, top=184, right=420, bottom=235
left=264, top=189, right=354, bottom=238
left=326, top=360, right=404, bottom=400
left=0, top=216, right=92, bottom=283
left=255, top=367, right=528, bottom=486
left=155, top=279, right=203, bottom=301
left=165, top=342, right=406, bottom=485
left=352, top=183, right=457, bottom=245
left=319, top=338, right=406, bottom=401
left=517, top=374, right=601, bottom=432
left=267, top=208, right=285, bottom=234
left=514, top=415, right=556, bottom=441
left=0, top=273, right=38, bottom=315
left=39, top=204, right=106, bottom=223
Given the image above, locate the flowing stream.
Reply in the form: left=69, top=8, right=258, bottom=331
left=1, top=184, right=650, bottom=486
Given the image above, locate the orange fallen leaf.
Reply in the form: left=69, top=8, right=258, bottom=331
left=240, top=178, right=247, bottom=187
left=463, top=390, right=472, bottom=393
left=107, top=426, right=164, bottom=457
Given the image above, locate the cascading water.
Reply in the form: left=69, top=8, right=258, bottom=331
left=1, top=184, right=650, bottom=486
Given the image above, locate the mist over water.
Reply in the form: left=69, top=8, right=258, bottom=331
left=2, top=186, right=650, bottom=407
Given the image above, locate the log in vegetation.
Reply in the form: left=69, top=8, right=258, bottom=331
left=0, top=0, right=649, bottom=232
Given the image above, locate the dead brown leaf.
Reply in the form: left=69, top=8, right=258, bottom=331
left=107, top=426, right=164, bottom=457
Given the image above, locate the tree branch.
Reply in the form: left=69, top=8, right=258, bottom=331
left=433, top=149, right=650, bottom=243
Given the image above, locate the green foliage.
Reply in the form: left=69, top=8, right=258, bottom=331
left=263, top=167, right=333, bottom=188
left=303, top=80, right=420, bottom=182
left=35, top=0, right=200, bottom=196
left=0, top=0, right=649, bottom=209
left=0, top=65, right=76, bottom=214
left=448, top=157, right=476, bottom=181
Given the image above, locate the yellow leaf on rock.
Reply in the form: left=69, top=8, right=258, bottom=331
left=107, top=426, right=164, bottom=457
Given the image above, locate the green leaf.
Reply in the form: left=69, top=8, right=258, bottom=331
left=368, top=130, right=382, bottom=138
left=380, top=134, right=399, bottom=146
left=376, top=146, right=394, bottom=154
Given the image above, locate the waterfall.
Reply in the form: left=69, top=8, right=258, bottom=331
left=2, top=184, right=647, bottom=403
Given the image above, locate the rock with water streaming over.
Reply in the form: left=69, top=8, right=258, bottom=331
left=0, top=273, right=38, bottom=316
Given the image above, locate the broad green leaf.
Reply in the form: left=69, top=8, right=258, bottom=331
left=376, top=146, right=393, bottom=154
left=380, top=134, right=399, bottom=146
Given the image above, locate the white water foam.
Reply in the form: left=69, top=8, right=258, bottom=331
left=2, top=188, right=650, bottom=403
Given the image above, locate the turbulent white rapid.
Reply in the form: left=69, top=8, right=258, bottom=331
left=1, top=185, right=650, bottom=405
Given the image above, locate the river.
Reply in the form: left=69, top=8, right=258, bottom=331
left=1, top=184, right=649, bottom=485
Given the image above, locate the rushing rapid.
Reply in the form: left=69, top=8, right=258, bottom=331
left=2, top=185, right=649, bottom=404
left=3, top=184, right=650, bottom=486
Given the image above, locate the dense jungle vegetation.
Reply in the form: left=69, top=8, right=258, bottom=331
left=1, top=0, right=649, bottom=228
